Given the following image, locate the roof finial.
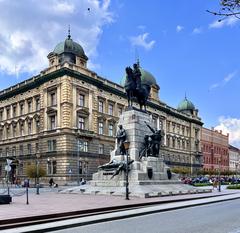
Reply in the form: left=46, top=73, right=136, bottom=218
left=185, top=91, right=187, bottom=100
left=68, top=25, right=71, bottom=39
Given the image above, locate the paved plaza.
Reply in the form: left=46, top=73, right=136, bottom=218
left=0, top=185, right=239, bottom=222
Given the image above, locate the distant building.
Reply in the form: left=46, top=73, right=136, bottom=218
left=229, top=145, right=240, bottom=172
left=0, top=33, right=203, bottom=184
left=202, top=127, right=229, bottom=172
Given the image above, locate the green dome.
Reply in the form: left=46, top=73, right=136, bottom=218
left=177, top=97, right=195, bottom=112
left=53, top=36, right=88, bottom=60
left=120, top=67, right=157, bottom=86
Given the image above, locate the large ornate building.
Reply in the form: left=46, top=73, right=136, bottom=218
left=202, top=127, right=229, bottom=172
left=0, top=33, right=203, bottom=184
left=229, top=145, right=240, bottom=173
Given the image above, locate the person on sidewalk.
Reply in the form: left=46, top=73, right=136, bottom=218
left=49, top=178, right=55, bottom=187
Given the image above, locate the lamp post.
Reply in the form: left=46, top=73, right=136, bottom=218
left=36, top=153, right=40, bottom=195
left=235, top=163, right=238, bottom=179
left=218, top=158, right=221, bottom=192
left=77, top=140, right=81, bottom=186
left=123, top=141, right=130, bottom=200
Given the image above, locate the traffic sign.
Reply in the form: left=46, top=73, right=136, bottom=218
left=5, top=165, right=11, bottom=172
left=6, top=159, right=12, bottom=166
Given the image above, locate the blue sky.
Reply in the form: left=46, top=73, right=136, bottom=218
left=0, top=0, right=240, bottom=146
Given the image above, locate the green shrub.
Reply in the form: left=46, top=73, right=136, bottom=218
left=227, top=184, right=240, bottom=189
left=192, top=183, right=212, bottom=187
left=26, top=164, right=46, bottom=179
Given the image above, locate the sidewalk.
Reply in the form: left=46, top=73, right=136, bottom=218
left=0, top=185, right=239, bottom=223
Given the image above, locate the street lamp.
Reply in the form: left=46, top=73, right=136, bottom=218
left=235, top=163, right=238, bottom=178
left=218, top=158, right=221, bottom=192
left=36, top=153, right=40, bottom=195
left=123, top=140, right=130, bottom=200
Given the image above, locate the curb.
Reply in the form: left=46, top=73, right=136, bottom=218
left=0, top=192, right=238, bottom=230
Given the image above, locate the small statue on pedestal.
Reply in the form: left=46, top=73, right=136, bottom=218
left=116, top=125, right=126, bottom=155
left=139, top=122, right=162, bottom=159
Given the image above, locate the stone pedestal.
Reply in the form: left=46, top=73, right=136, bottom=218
left=61, top=110, right=211, bottom=197
left=91, top=109, right=178, bottom=187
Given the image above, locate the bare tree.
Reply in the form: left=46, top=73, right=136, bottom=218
left=207, top=0, right=240, bottom=21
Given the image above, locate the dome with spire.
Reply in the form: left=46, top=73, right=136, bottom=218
left=120, top=62, right=157, bottom=87
left=53, top=29, right=88, bottom=61
left=177, top=95, right=195, bottom=114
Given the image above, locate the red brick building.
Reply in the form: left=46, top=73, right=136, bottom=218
left=201, top=127, right=229, bottom=172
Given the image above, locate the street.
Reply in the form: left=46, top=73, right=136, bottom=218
left=53, top=199, right=240, bottom=233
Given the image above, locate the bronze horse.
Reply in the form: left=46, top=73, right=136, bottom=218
left=124, top=66, right=151, bottom=111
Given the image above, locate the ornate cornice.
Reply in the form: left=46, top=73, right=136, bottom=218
left=0, top=67, right=203, bottom=126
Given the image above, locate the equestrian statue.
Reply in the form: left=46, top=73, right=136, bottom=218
left=124, top=63, right=151, bottom=111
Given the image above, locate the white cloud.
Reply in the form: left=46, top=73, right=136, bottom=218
left=209, top=16, right=239, bottom=29
left=192, top=27, right=202, bottom=34
left=209, top=70, right=237, bottom=90
left=130, top=33, right=155, bottom=51
left=215, top=116, right=240, bottom=148
left=0, top=0, right=113, bottom=75
left=137, top=25, right=146, bottom=31
left=176, top=25, right=184, bottom=32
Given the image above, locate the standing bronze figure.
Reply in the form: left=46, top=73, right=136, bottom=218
left=116, top=125, right=126, bottom=155
left=139, top=122, right=162, bottom=158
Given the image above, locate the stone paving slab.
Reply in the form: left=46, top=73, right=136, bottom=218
left=2, top=191, right=240, bottom=233
left=0, top=186, right=239, bottom=222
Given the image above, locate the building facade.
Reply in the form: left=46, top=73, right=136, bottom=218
left=229, top=145, right=240, bottom=173
left=202, top=127, right=229, bottom=172
left=0, top=34, right=203, bottom=184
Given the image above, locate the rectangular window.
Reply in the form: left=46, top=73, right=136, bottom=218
left=98, top=122, right=103, bottom=135
left=19, top=145, right=23, bottom=156
left=182, top=141, right=185, bottom=149
left=79, top=94, right=85, bottom=107
left=78, top=117, right=85, bottom=130
left=13, top=126, right=17, bottom=138
left=36, top=143, right=39, bottom=153
left=0, top=110, right=3, bottom=121
left=47, top=160, right=57, bottom=175
left=167, top=137, right=170, bottom=147
left=78, top=140, right=88, bottom=152
left=98, top=100, right=104, bottom=113
left=12, top=106, right=16, bottom=117
left=28, top=122, right=32, bottom=135
left=50, top=92, right=56, bottom=106
left=6, top=147, right=9, bottom=157
left=28, top=101, right=32, bottom=113
left=167, top=122, right=170, bottom=131
left=182, top=126, right=185, bottom=135
left=50, top=115, right=56, bottom=130
left=36, top=120, right=40, bottom=133
left=108, top=104, right=113, bottom=115
left=6, top=108, right=10, bottom=119
left=48, top=140, right=57, bottom=152
left=99, top=144, right=104, bottom=154
left=78, top=161, right=88, bottom=175
left=20, top=103, right=24, bottom=115
left=36, top=98, right=40, bottom=111
left=6, top=127, right=10, bottom=139
left=118, top=107, right=123, bottom=116
left=27, top=144, right=32, bottom=155
left=108, top=124, right=113, bottom=136
left=20, top=123, right=24, bottom=136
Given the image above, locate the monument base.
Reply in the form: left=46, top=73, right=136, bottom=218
left=60, top=110, right=211, bottom=197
